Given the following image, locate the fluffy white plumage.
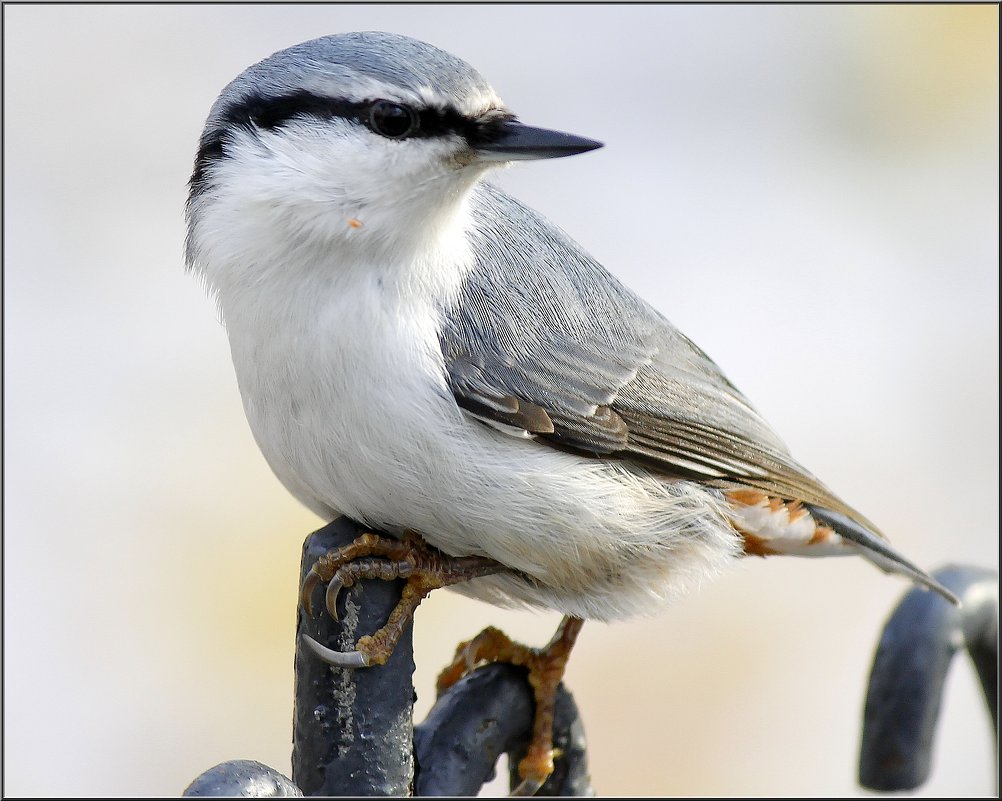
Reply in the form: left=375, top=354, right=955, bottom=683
left=187, top=31, right=954, bottom=625
left=190, top=118, right=740, bottom=621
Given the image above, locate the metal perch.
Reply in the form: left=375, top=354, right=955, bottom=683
left=858, top=563, right=998, bottom=791
left=185, top=528, right=995, bottom=795
left=185, top=518, right=591, bottom=796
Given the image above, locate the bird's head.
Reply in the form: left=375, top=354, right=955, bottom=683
left=185, top=31, right=601, bottom=285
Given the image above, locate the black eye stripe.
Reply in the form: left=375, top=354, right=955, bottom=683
left=218, top=89, right=495, bottom=142
left=188, top=90, right=513, bottom=199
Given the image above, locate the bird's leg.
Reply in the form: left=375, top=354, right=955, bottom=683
left=437, top=615, right=585, bottom=796
left=300, top=530, right=506, bottom=667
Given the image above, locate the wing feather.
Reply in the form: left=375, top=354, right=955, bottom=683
left=441, top=183, right=878, bottom=534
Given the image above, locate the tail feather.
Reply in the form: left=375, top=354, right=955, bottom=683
left=804, top=504, right=960, bottom=606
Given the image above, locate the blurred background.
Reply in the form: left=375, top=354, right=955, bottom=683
left=4, top=4, right=997, bottom=797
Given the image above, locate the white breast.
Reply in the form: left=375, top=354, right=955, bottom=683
left=222, top=235, right=467, bottom=520
left=214, top=227, right=740, bottom=622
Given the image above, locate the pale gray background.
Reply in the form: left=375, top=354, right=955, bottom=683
left=4, top=4, right=998, bottom=796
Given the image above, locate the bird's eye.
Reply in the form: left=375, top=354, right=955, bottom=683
left=368, top=101, right=419, bottom=139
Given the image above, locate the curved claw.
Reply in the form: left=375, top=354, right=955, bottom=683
left=511, top=777, right=544, bottom=796
left=301, top=634, right=371, bottom=668
left=301, top=569, right=321, bottom=617
left=325, top=575, right=345, bottom=621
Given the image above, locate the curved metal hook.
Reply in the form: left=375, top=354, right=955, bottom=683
left=859, top=563, right=998, bottom=791
left=414, top=662, right=592, bottom=796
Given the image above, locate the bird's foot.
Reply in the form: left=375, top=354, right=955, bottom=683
left=437, top=615, right=585, bottom=796
left=300, top=530, right=506, bottom=667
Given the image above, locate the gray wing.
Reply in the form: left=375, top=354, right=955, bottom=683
left=439, top=183, right=873, bottom=527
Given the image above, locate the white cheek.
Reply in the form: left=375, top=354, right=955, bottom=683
left=224, top=123, right=475, bottom=241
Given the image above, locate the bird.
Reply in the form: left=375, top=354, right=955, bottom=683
left=185, top=31, right=957, bottom=793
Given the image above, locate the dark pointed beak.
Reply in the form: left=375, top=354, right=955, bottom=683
left=475, top=120, right=603, bottom=162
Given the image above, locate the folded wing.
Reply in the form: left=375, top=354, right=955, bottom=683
left=437, top=184, right=955, bottom=603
